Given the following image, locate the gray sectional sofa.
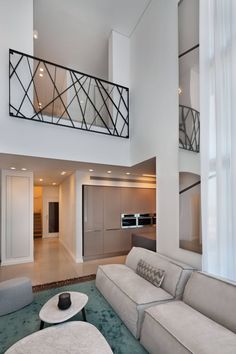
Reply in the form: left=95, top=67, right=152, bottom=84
left=96, top=247, right=236, bottom=354
left=141, top=271, right=236, bottom=354
left=96, top=247, right=194, bottom=338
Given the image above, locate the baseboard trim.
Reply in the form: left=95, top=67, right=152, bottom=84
left=1, top=256, right=34, bottom=266
left=59, top=238, right=78, bottom=263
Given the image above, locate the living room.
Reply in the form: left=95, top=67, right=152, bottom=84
left=1, top=0, right=236, bottom=353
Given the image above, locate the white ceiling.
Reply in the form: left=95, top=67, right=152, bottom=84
left=62, top=0, right=152, bottom=36
left=34, top=0, right=151, bottom=80
left=0, top=153, right=156, bottom=186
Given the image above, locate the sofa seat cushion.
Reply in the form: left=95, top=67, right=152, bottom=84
left=96, top=264, right=173, bottom=338
left=141, top=301, right=236, bottom=354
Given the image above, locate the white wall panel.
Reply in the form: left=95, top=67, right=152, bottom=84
left=130, top=0, right=201, bottom=268
left=1, top=170, right=33, bottom=265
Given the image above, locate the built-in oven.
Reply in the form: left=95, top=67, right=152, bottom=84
left=152, top=213, right=156, bottom=225
left=137, top=213, right=153, bottom=227
left=121, top=214, right=137, bottom=228
left=121, top=213, right=155, bottom=228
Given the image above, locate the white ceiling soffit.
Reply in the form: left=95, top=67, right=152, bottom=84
left=0, top=153, right=156, bottom=186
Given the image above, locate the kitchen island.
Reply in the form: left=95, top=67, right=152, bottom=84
left=131, top=228, right=156, bottom=251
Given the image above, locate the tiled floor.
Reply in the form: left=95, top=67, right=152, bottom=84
left=0, top=238, right=126, bottom=286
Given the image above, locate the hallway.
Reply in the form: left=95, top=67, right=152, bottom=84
left=0, top=238, right=126, bottom=286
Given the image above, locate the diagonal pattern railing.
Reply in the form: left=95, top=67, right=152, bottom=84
left=9, top=49, right=129, bottom=138
left=179, top=105, right=200, bottom=153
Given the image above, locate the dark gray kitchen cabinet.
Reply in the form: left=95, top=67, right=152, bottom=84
left=83, top=185, right=104, bottom=232
left=121, top=187, right=136, bottom=214
left=104, top=187, right=121, bottom=230
left=120, top=229, right=132, bottom=252
left=83, top=230, right=103, bottom=256
left=103, top=229, right=121, bottom=254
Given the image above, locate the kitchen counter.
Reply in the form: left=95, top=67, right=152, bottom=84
left=131, top=228, right=156, bottom=251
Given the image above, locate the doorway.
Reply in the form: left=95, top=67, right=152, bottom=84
left=34, top=186, right=59, bottom=239
left=34, top=187, right=43, bottom=238
left=44, top=198, right=59, bottom=238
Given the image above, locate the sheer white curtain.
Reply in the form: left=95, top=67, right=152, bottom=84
left=200, top=0, right=236, bottom=280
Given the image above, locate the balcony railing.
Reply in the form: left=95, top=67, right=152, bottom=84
left=9, top=49, right=129, bottom=138
left=179, top=105, right=200, bottom=153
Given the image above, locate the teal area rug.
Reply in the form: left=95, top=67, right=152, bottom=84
left=0, top=280, right=147, bottom=354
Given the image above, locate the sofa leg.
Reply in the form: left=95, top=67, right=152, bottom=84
left=40, top=320, right=44, bottom=330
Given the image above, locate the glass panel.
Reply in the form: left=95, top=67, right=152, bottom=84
left=179, top=172, right=202, bottom=254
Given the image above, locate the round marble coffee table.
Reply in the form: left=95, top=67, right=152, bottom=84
left=39, top=291, right=88, bottom=329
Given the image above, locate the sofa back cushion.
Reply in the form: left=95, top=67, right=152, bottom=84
left=126, top=247, right=194, bottom=298
left=183, top=271, right=236, bottom=334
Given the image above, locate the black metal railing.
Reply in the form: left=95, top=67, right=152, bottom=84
left=9, top=49, right=129, bottom=138
left=179, top=105, right=200, bottom=153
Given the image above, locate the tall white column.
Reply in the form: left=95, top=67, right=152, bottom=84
left=1, top=170, right=33, bottom=265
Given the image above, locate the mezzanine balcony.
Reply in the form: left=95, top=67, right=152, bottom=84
left=9, top=49, right=129, bottom=138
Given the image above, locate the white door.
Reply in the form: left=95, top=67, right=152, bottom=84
left=43, top=197, right=59, bottom=238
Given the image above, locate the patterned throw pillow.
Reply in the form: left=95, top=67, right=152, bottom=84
left=136, top=259, right=165, bottom=287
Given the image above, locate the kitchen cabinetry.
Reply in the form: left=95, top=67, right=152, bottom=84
left=120, top=229, right=132, bottom=252
left=135, top=188, right=156, bottom=213
left=121, top=187, right=156, bottom=214
left=104, top=187, right=121, bottom=230
left=83, top=185, right=156, bottom=259
left=84, top=186, right=103, bottom=232
left=83, top=230, right=103, bottom=256
left=121, top=188, right=136, bottom=214
left=103, top=230, right=121, bottom=254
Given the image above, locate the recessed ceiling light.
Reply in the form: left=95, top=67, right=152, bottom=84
left=39, top=178, right=43, bottom=182
left=52, top=182, right=57, bottom=185
left=107, top=170, right=112, bottom=174
left=61, top=171, right=66, bottom=175
left=21, top=168, right=27, bottom=171
left=126, top=172, right=131, bottom=175
left=89, top=169, right=94, bottom=172
left=33, top=30, right=38, bottom=39
left=39, top=68, right=44, bottom=72
left=39, top=73, right=43, bottom=77
left=10, top=167, right=16, bottom=170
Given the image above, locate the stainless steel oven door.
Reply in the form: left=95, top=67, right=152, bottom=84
left=137, top=216, right=152, bottom=227
left=121, top=214, right=137, bottom=228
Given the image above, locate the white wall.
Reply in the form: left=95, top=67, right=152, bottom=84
left=59, top=174, right=77, bottom=261
left=108, top=30, right=130, bottom=137
left=1, top=170, right=33, bottom=265
left=34, top=0, right=109, bottom=81
left=179, top=149, right=200, bottom=175
left=109, top=31, right=130, bottom=87
left=130, top=0, right=201, bottom=268
left=0, top=0, right=130, bottom=168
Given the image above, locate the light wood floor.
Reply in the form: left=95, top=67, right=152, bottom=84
left=0, top=238, right=126, bottom=286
